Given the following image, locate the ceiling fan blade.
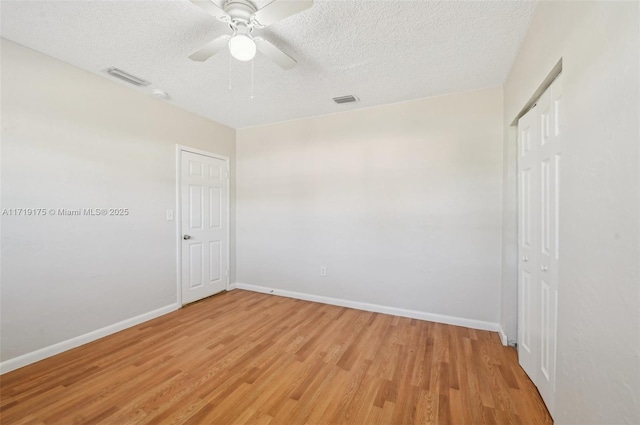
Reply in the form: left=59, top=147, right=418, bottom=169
left=189, top=35, right=231, bottom=62
left=252, top=0, right=313, bottom=27
left=255, top=38, right=297, bottom=70
left=189, top=0, right=228, bottom=20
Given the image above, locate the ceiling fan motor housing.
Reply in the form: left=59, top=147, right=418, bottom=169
left=223, top=0, right=257, bottom=24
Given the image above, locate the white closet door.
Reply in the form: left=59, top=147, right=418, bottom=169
left=536, top=74, right=562, bottom=415
left=517, top=74, right=562, bottom=417
left=517, top=102, right=541, bottom=380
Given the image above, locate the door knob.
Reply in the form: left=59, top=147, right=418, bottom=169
left=541, top=265, right=548, bottom=272
left=522, top=256, right=528, bottom=262
left=183, top=235, right=191, bottom=240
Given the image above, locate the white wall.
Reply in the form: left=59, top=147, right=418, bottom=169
left=237, top=88, right=504, bottom=327
left=502, top=2, right=640, bottom=423
left=0, top=39, right=236, bottom=365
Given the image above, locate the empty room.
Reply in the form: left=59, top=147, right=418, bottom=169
left=1, top=0, right=638, bottom=424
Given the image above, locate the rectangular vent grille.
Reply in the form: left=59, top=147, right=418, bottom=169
left=333, top=95, right=359, bottom=104
left=104, top=67, right=150, bottom=87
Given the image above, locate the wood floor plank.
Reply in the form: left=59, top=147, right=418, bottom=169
left=415, top=389, right=439, bottom=425
left=0, top=290, right=553, bottom=424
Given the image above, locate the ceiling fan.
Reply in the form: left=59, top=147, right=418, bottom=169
left=188, top=0, right=313, bottom=70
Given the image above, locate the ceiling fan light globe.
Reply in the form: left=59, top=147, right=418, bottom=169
left=229, top=34, right=256, bottom=61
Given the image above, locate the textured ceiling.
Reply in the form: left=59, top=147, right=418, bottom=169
left=1, top=0, right=536, bottom=129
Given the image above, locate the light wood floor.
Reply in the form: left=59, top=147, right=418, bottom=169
left=1, top=290, right=552, bottom=425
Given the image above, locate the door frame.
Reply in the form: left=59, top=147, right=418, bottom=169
left=175, top=144, right=230, bottom=306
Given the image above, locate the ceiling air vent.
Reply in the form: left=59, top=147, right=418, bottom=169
left=332, top=95, right=359, bottom=104
left=103, top=67, right=151, bottom=87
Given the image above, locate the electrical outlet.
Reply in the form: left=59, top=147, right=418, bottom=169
left=166, top=210, right=174, bottom=221
left=320, top=266, right=327, bottom=277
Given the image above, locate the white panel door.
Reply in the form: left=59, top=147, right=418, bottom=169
left=517, top=74, right=562, bottom=417
left=517, top=102, right=541, bottom=380
left=181, top=150, right=228, bottom=304
left=536, top=74, right=562, bottom=414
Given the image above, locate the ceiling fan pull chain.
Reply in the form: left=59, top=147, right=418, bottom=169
left=251, top=60, right=255, bottom=100
left=228, top=53, right=232, bottom=91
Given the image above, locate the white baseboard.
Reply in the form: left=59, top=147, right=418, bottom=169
left=0, top=303, right=180, bottom=375
left=227, top=282, right=237, bottom=290
left=498, top=324, right=508, bottom=346
left=236, top=283, right=500, bottom=332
